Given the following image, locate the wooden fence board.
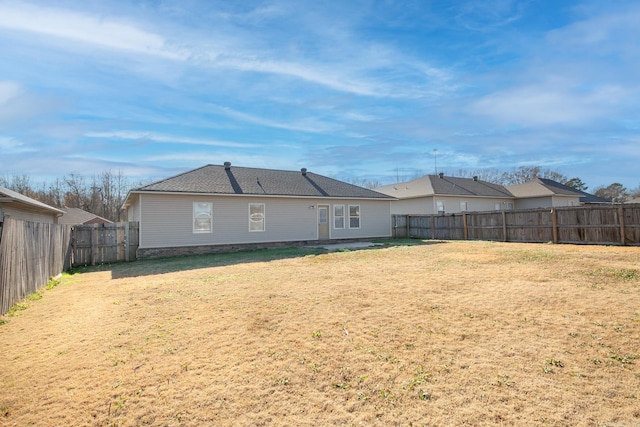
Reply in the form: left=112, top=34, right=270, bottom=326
left=393, top=205, right=640, bottom=246
left=0, top=217, right=72, bottom=315
left=0, top=220, right=140, bottom=314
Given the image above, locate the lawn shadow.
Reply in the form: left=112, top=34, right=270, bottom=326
left=74, top=238, right=446, bottom=279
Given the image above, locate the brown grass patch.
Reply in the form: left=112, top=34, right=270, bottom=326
left=1, top=241, right=639, bottom=426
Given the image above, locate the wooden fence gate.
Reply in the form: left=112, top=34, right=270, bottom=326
left=71, top=222, right=139, bottom=267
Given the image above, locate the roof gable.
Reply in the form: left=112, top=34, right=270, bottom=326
left=507, top=178, right=605, bottom=203
left=58, top=207, right=113, bottom=225
left=377, top=175, right=513, bottom=199
left=132, top=164, right=394, bottom=200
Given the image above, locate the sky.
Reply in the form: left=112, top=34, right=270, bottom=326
left=1, top=0, right=639, bottom=191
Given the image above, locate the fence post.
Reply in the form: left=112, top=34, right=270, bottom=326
left=125, top=221, right=130, bottom=262
left=429, top=215, right=436, bottom=239
left=405, top=215, right=410, bottom=238
left=502, top=211, right=508, bottom=242
left=551, top=209, right=558, bottom=243
left=619, top=205, right=626, bottom=246
left=463, top=213, right=468, bottom=240
left=91, top=224, right=99, bottom=266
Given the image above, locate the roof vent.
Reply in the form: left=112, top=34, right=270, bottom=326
left=439, top=172, right=444, bottom=179
left=224, top=161, right=231, bottom=170
left=473, top=176, right=478, bottom=182
left=301, top=168, right=307, bottom=176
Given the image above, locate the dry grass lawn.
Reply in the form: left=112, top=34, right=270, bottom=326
left=1, top=240, right=639, bottom=426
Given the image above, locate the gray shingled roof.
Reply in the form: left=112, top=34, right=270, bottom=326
left=536, top=178, right=586, bottom=196
left=377, top=175, right=513, bottom=199
left=507, top=177, right=608, bottom=203
left=536, top=178, right=610, bottom=204
left=429, top=175, right=513, bottom=197
left=133, top=164, right=394, bottom=199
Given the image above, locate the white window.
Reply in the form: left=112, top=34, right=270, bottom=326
left=334, top=205, right=345, bottom=229
left=349, top=205, right=360, bottom=229
left=460, top=201, right=468, bottom=212
left=249, top=203, right=265, bottom=232
left=506, top=202, right=514, bottom=210
left=193, top=202, right=212, bottom=233
left=437, top=200, right=445, bottom=214
left=495, top=203, right=501, bottom=211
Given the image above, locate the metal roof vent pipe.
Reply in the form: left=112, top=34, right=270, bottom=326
left=301, top=168, right=307, bottom=176
left=473, top=176, right=478, bottom=182
left=224, top=162, right=231, bottom=170
left=439, top=172, right=444, bottom=179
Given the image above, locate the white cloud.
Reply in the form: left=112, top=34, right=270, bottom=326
left=453, top=0, right=524, bottom=31
left=0, top=3, right=450, bottom=98
left=469, top=82, right=625, bottom=127
left=218, top=57, right=379, bottom=97
left=85, top=131, right=258, bottom=148
left=210, top=104, right=338, bottom=133
left=0, top=81, right=21, bottom=104
left=0, top=136, right=34, bottom=154
left=0, top=80, right=61, bottom=124
left=0, top=2, right=186, bottom=60
left=546, top=5, right=640, bottom=52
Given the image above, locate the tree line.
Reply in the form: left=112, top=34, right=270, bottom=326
left=2, top=166, right=639, bottom=223
left=0, top=170, right=138, bottom=223
left=453, top=166, right=639, bottom=203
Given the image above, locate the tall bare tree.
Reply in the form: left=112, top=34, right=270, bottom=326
left=1, top=170, right=135, bottom=222
left=456, top=166, right=569, bottom=186
left=499, top=166, right=568, bottom=186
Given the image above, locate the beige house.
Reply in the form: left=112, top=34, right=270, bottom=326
left=507, top=178, right=584, bottom=209
left=376, top=173, right=515, bottom=215
left=122, top=163, right=395, bottom=258
left=0, top=187, right=64, bottom=224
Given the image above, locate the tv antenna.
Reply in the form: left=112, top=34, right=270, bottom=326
left=433, top=149, right=438, bottom=175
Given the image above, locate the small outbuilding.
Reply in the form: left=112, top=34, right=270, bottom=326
left=0, top=187, right=64, bottom=225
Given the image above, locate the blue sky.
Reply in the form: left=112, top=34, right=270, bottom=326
left=1, top=0, right=638, bottom=190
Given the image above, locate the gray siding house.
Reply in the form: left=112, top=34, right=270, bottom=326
left=122, top=163, right=395, bottom=258
left=376, top=173, right=515, bottom=215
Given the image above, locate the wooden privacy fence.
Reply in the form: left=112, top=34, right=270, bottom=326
left=0, top=217, right=72, bottom=315
left=71, top=222, right=139, bottom=267
left=392, top=204, right=640, bottom=246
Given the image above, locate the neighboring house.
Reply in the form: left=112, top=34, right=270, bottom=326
left=121, top=163, right=395, bottom=258
left=0, top=187, right=64, bottom=225
left=58, top=207, right=112, bottom=225
left=627, top=198, right=640, bottom=204
left=376, top=173, right=515, bottom=215
left=570, top=189, right=610, bottom=205
left=507, top=178, right=590, bottom=209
